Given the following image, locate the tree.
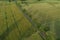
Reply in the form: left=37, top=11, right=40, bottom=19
left=38, top=0, right=41, bottom=1
left=9, top=0, right=14, bottom=2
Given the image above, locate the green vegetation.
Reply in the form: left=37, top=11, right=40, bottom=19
left=0, top=0, right=60, bottom=40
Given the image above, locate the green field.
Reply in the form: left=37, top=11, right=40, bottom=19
left=0, top=1, right=60, bottom=40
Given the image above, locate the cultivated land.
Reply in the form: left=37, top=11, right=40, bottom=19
left=0, top=1, right=60, bottom=40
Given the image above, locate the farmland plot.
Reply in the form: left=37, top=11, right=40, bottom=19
left=0, top=2, right=35, bottom=40
left=0, top=1, right=60, bottom=40
left=17, top=2, right=60, bottom=40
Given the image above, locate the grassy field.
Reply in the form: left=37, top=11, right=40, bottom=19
left=18, top=2, right=60, bottom=40
left=0, top=1, right=60, bottom=40
left=0, top=2, right=34, bottom=40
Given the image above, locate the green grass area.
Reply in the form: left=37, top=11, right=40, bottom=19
left=0, top=2, right=33, bottom=40
left=17, top=2, right=60, bottom=40
left=0, top=1, right=60, bottom=40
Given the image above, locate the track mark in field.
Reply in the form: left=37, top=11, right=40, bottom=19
left=15, top=3, right=37, bottom=38
left=15, top=3, right=49, bottom=40
left=0, top=4, right=13, bottom=40
left=0, top=4, right=20, bottom=40
left=0, top=3, right=9, bottom=40
left=0, top=3, right=32, bottom=40
left=10, top=4, right=32, bottom=40
left=10, top=5, right=22, bottom=40
left=0, top=3, right=18, bottom=40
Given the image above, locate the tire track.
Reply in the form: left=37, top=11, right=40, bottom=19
left=16, top=2, right=48, bottom=40
left=0, top=3, right=9, bottom=40
left=0, top=2, right=30, bottom=40
left=10, top=4, right=33, bottom=40
left=0, top=3, right=22, bottom=40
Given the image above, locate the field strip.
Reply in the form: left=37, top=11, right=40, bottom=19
left=0, top=2, right=32, bottom=40
left=15, top=2, right=48, bottom=40
left=0, top=3, right=15, bottom=40
left=9, top=5, right=33, bottom=39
